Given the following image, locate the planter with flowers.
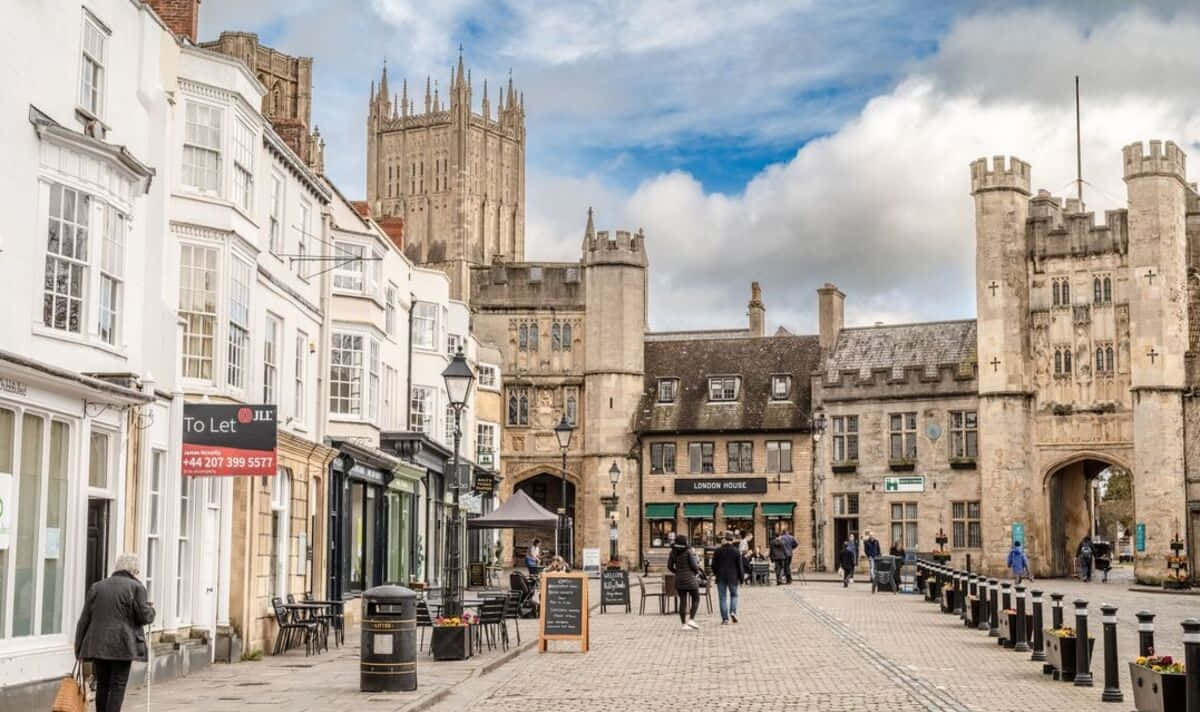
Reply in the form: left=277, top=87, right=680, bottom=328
left=430, top=613, right=477, bottom=661
left=1129, top=655, right=1186, bottom=712
left=998, top=609, right=1033, bottom=649
left=1045, top=627, right=1094, bottom=682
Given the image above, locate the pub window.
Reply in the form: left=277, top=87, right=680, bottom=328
left=765, top=441, right=792, bottom=473
left=949, top=411, right=977, bottom=459
left=952, top=501, right=982, bottom=548
left=649, top=519, right=675, bottom=548
left=689, top=519, right=716, bottom=548
left=888, top=412, right=917, bottom=459
left=707, top=376, right=739, bottom=401
left=507, top=387, right=530, bottom=426
left=650, top=443, right=676, bottom=474
left=890, top=502, right=918, bottom=551
left=656, top=379, right=677, bottom=403
left=770, top=375, right=791, bottom=400
left=726, top=442, right=753, bottom=473
left=688, top=442, right=714, bottom=474
left=832, top=415, right=858, bottom=462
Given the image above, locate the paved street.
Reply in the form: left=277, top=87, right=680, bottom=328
left=124, top=568, right=1200, bottom=712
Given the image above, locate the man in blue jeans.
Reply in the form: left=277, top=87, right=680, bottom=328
left=711, top=532, right=746, bottom=624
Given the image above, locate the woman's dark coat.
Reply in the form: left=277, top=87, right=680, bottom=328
left=667, top=542, right=702, bottom=591
left=75, top=571, right=156, bottom=662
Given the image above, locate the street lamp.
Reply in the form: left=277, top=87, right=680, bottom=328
left=608, top=462, right=622, bottom=563
left=441, top=346, right=475, bottom=617
left=554, top=415, right=574, bottom=566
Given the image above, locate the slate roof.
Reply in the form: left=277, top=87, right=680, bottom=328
left=638, top=334, right=822, bottom=434
left=824, top=320, right=977, bottom=379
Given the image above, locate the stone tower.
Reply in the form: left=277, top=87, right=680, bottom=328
left=971, top=156, right=1035, bottom=572
left=1124, top=140, right=1190, bottom=575
left=365, top=53, right=525, bottom=300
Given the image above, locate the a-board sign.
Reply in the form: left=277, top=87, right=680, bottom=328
left=538, top=572, right=589, bottom=653
left=600, top=569, right=629, bottom=613
left=468, top=562, right=486, bottom=587
left=182, top=404, right=276, bottom=476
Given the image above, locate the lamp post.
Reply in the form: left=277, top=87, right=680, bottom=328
left=441, top=346, right=475, bottom=618
left=554, top=415, right=574, bottom=566
left=608, top=462, right=622, bottom=563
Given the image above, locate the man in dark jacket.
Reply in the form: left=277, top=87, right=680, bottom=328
left=769, top=534, right=788, bottom=585
left=863, top=531, right=882, bottom=581
left=711, top=532, right=745, bottom=624
left=75, top=553, right=155, bottom=712
left=780, top=529, right=799, bottom=584
left=839, top=541, right=857, bottom=587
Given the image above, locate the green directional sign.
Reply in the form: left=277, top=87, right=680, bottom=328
left=884, top=476, right=925, bottom=493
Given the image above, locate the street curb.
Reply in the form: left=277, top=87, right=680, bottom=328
left=1127, top=586, right=1200, bottom=596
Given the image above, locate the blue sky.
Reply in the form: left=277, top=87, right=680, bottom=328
left=200, top=0, right=1200, bottom=333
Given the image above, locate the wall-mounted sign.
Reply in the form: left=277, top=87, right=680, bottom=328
left=1136, top=522, right=1146, bottom=552
left=884, top=475, right=925, bottom=493
left=1011, top=522, right=1025, bottom=548
left=474, top=472, right=496, bottom=495
left=0, top=473, right=10, bottom=550
left=478, top=449, right=494, bottom=468
left=674, top=477, right=768, bottom=495
left=182, top=404, right=277, bottom=476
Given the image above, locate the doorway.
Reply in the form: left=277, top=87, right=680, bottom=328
left=1046, top=457, right=1120, bottom=576
left=834, top=517, right=859, bottom=555
left=85, top=499, right=110, bottom=592
left=516, top=473, right=575, bottom=565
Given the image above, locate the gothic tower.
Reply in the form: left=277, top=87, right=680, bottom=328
left=365, top=52, right=525, bottom=300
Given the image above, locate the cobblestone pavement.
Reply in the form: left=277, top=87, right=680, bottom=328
left=123, top=569, right=1199, bottom=711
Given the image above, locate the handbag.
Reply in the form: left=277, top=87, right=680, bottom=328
left=51, top=661, right=86, bottom=712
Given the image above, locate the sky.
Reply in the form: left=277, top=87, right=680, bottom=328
left=199, top=0, right=1200, bottom=334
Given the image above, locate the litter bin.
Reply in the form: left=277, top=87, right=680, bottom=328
left=361, top=584, right=418, bottom=692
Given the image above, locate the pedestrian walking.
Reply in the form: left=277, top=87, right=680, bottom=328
left=780, top=529, right=798, bottom=584
left=74, top=552, right=155, bottom=712
left=889, top=541, right=905, bottom=560
left=1006, top=540, right=1032, bottom=584
left=525, top=538, right=542, bottom=574
left=769, top=533, right=788, bottom=584
left=838, top=540, right=856, bottom=587
left=668, top=535, right=703, bottom=630
left=1076, top=536, right=1094, bottom=581
left=711, top=532, right=744, bottom=624
left=863, top=531, right=881, bottom=580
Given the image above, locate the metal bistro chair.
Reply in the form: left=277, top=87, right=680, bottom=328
left=304, top=592, right=344, bottom=648
left=502, top=590, right=522, bottom=644
left=416, top=599, right=435, bottom=654
left=751, top=560, right=771, bottom=585
left=270, top=597, right=318, bottom=656
left=696, top=577, right=713, bottom=614
left=635, top=574, right=666, bottom=615
left=477, top=597, right=508, bottom=652
left=794, top=561, right=808, bottom=585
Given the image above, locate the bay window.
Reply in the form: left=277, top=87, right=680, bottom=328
left=330, top=332, right=363, bottom=416
left=183, top=102, right=222, bottom=194
left=263, top=315, right=280, bottom=404
left=410, top=386, right=434, bottom=433
left=179, top=244, right=219, bottom=380
left=42, top=184, right=90, bottom=334
left=226, top=256, right=252, bottom=389
left=232, top=118, right=254, bottom=211
left=413, top=301, right=437, bottom=349
left=97, top=206, right=125, bottom=345
left=333, top=242, right=366, bottom=291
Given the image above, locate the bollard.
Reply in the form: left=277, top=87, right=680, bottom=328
left=966, top=575, right=978, bottom=628
left=1136, top=610, right=1156, bottom=657
left=1031, top=589, right=1047, bottom=666
left=1074, top=599, right=1094, bottom=687
left=1050, top=592, right=1065, bottom=630
left=1100, top=604, right=1122, bottom=703
left=988, top=579, right=1000, bottom=637
left=1014, top=585, right=1030, bottom=653
left=1000, top=582, right=1013, bottom=647
left=966, top=552, right=971, bottom=573
left=977, top=576, right=990, bottom=631
left=954, top=572, right=964, bottom=614
left=1184, top=619, right=1200, bottom=712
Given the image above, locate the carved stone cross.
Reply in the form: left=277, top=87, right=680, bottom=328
left=990, top=357, right=1001, bottom=373
left=1144, top=269, right=1157, bottom=286
left=1148, top=348, right=1159, bottom=364
left=988, top=281, right=1000, bottom=297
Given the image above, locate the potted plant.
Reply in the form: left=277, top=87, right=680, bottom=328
left=1129, top=655, right=1186, bottom=712
left=999, top=608, right=1015, bottom=646
left=1044, top=627, right=1095, bottom=682
left=430, top=613, right=477, bottom=661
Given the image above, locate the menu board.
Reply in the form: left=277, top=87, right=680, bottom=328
left=538, top=573, right=589, bottom=652
left=600, top=569, right=629, bottom=613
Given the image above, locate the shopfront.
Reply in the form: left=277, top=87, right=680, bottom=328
left=384, top=460, right=423, bottom=586
left=722, top=503, right=756, bottom=540
left=328, top=441, right=404, bottom=600
left=646, top=504, right=677, bottom=547
left=763, top=502, right=797, bottom=536
left=684, top=503, right=717, bottom=547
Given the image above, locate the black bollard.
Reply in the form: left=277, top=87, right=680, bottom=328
left=1050, top=592, right=1064, bottom=630
left=1100, top=604, right=1122, bottom=702
left=1031, top=589, right=1047, bottom=666
left=966, top=575, right=978, bottom=628
left=988, top=579, right=1000, bottom=637
left=1136, top=610, right=1156, bottom=657
left=1014, top=585, right=1030, bottom=653
left=1184, top=619, right=1200, bottom=712
left=1073, top=599, right=1093, bottom=687
left=954, top=572, right=965, bottom=614
left=977, top=576, right=990, bottom=631
left=1000, top=582, right=1012, bottom=646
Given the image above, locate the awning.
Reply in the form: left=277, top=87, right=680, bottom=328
left=683, top=503, right=715, bottom=519
left=645, top=503, right=677, bottom=520
left=761, top=502, right=796, bottom=517
left=466, top=490, right=558, bottom=529
left=722, top=503, right=756, bottom=518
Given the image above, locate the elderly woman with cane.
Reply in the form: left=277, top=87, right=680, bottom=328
left=74, top=552, right=155, bottom=712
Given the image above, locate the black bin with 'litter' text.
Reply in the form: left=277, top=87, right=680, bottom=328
left=360, top=585, right=417, bottom=692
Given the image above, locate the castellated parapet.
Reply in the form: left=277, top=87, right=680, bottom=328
left=583, top=228, right=647, bottom=267
left=1028, top=189, right=1128, bottom=259
left=1123, top=140, right=1187, bottom=182
left=970, top=155, right=1031, bottom=195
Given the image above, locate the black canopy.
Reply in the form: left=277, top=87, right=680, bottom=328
left=466, top=489, right=558, bottom=529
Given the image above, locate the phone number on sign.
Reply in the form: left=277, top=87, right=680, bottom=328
left=182, top=455, right=274, bottom=469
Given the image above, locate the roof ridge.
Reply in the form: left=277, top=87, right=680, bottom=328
left=840, top=318, right=976, bottom=331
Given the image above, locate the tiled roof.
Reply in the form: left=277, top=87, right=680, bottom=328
left=637, top=334, right=822, bottom=434
left=825, top=320, right=977, bottom=379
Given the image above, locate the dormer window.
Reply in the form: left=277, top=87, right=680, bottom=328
left=771, top=375, right=791, bottom=400
left=708, top=376, right=739, bottom=402
left=657, top=378, right=678, bottom=403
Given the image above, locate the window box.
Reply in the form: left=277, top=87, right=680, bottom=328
left=831, top=461, right=858, bottom=473
left=949, top=457, right=977, bottom=470
left=888, top=458, right=916, bottom=471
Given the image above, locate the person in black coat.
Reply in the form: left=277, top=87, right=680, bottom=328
left=711, top=533, right=745, bottom=624
left=667, top=535, right=703, bottom=630
left=769, top=534, right=788, bottom=584
left=838, top=541, right=857, bottom=588
left=75, top=553, right=155, bottom=712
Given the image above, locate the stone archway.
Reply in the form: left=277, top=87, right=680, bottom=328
left=509, top=468, right=578, bottom=566
left=1041, top=451, right=1132, bottom=577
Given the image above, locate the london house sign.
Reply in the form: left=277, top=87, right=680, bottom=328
left=674, top=477, right=768, bottom=495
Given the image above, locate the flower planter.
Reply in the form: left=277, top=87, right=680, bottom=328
left=941, top=587, right=956, bottom=613
left=1044, top=631, right=1094, bottom=682
left=967, top=596, right=984, bottom=628
left=431, top=625, right=473, bottom=661
left=1129, top=663, right=1186, bottom=712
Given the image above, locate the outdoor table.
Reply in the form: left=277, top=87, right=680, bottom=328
left=283, top=603, right=330, bottom=652
left=304, top=599, right=346, bottom=646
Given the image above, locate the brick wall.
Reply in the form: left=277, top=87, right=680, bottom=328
left=146, top=0, right=199, bottom=41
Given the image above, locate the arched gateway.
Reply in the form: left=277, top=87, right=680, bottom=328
left=1041, top=452, right=1132, bottom=577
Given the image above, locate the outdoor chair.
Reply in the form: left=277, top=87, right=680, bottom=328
left=751, top=560, right=770, bottom=585
left=503, top=590, right=522, bottom=644
left=696, top=578, right=713, bottom=614
left=795, top=561, right=808, bottom=585
left=270, top=597, right=318, bottom=656
left=509, top=571, right=539, bottom=618
left=635, top=574, right=666, bottom=615
left=416, top=599, right=434, bottom=654
left=304, top=592, right=344, bottom=647
left=478, top=597, right=508, bottom=652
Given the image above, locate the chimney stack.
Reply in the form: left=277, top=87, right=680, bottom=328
left=748, top=282, right=766, bottom=337
left=146, top=0, right=201, bottom=42
left=817, top=283, right=844, bottom=350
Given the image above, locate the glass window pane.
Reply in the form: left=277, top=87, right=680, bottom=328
left=891, top=503, right=902, bottom=520
left=13, top=414, right=44, bottom=637
left=364, top=489, right=376, bottom=588
left=41, top=421, right=69, bottom=634
left=350, top=483, right=365, bottom=589
left=0, top=409, right=13, bottom=637
left=88, top=432, right=108, bottom=489
left=905, top=502, right=918, bottom=519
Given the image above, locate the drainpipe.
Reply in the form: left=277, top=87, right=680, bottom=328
left=406, top=292, right=415, bottom=428
left=636, top=435, right=644, bottom=571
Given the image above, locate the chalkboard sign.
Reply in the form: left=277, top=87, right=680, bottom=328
left=468, top=562, right=486, bottom=587
left=600, top=569, right=630, bottom=613
left=538, top=572, right=589, bottom=652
